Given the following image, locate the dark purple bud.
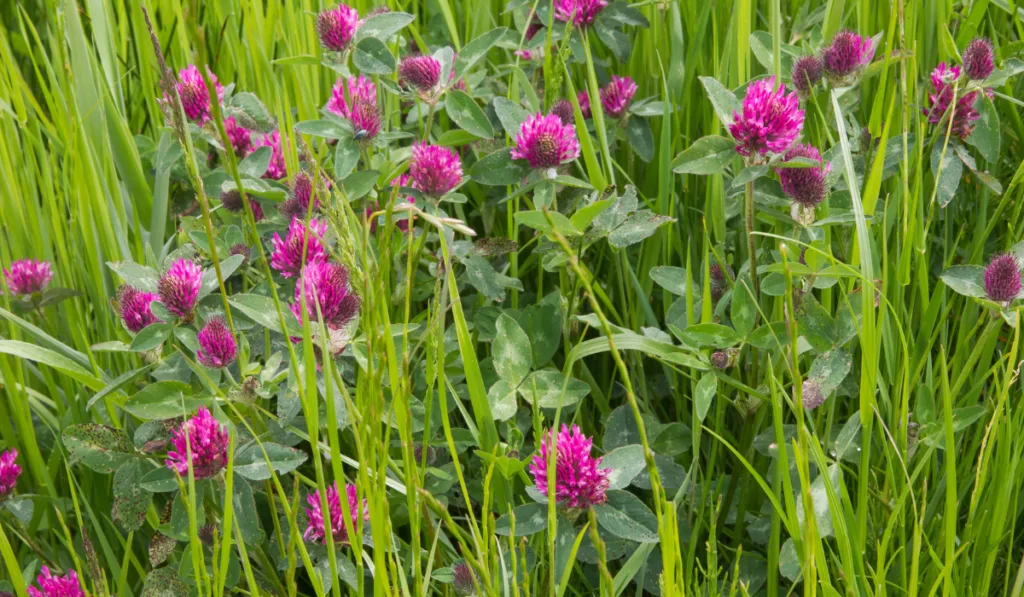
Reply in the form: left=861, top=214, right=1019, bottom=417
left=984, top=253, right=1022, bottom=303
left=791, top=55, right=823, bottom=96
left=963, top=37, right=995, bottom=81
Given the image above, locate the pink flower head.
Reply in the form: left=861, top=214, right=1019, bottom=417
left=600, top=75, right=638, bottom=119
left=822, top=31, right=875, bottom=83
left=117, top=285, right=160, bottom=333
left=398, top=55, right=442, bottom=93
left=924, top=63, right=980, bottom=140
left=271, top=217, right=329, bottom=278
left=290, top=260, right=360, bottom=330
left=165, top=406, right=229, bottom=479
left=27, top=567, right=83, bottom=597
left=777, top=143, right=831, bottom=208
left=554, top=0, right=607, bottom=27
left=304, top=482, right=368, bottom=544
left=577, top=91, right=592, bottom=119
left=251, top=200, right=265, bottom=222
left=197, top=318, right=237, bottom=368
left=984, top=253, right=1022, bottom=303
left=158, top=259, right=202, bottom=320
left=173, top=65, right=223, bottom=124
left=254, top=130, right=287, bottom=179
left=529, top=425, right=610, bottom=510
left=409, top=143, right=463, bottom=197
left=390, top=173, right=416, bottom=232
left=327, top=75, right=378, bottom=119
left=317, top=5, right=360, bottom=52
left=728, top=76, right=804, bottom=158
left=550, top=99, right=575, bottom=126
left=224, top=117, right=252, bottom=156
left=511, top=113, right=581, bottom=170
left=791, top=55, right=823, bottom=96
left=963, top=38, right=995, bottom=81
left=281, top=172, right=323, bottom=220
left=0, top=448, right=20, bottom=498
left=4, top=259, right=53, bottom=296
left=349, top=101, right=380, bottom=140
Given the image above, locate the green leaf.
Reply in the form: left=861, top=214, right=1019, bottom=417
left=130, top=323, right=171, bottom=351
left=446, top=90, right=494, bottom=138
left=334, top=137, right=360, bottom=179
left=967, top=94, right=1000, bottom=164
left=495, top=502, right=547, bottom=536
left=453, top=27, right=508, bottom=76
left=354, top=11, right=414, bottom=42
left=353, top=37, right=396, bottom=74
left=795, top=464, right=840, bottom=537
left=293, top=120, right=349, bottom=139
left=694, top=372, right=716, bottom=421
left=515, top=210, right=581, bottom=237
left=122, top=380, right=204, bottom=420
left=200, top=254, right=245, bottom=295
left=519, top=292, right=562, bottom=368
left=698, top=77, right=741, bottom=127
left=0, top=340, right=104, bottom=390
left=593, top=490, right=660, bottom=543
left=518, top=370, right=590, bottom=408
left=625, top=117, right=654, bottom=163
left=469, top=147, right=530, bottom=185
left=229, top=92, right=276, bottom=133
left=731, top=275, right=756, bottom=337
left=569, top=198, right=613, bottom=231
left=113, top=461, right=152, bottom=532
left=107, top=261, right=159, bottom=292
left=462, top=254, right=523, bottom=302
left=230, top=293, right=300, bottom=336
left=600, top=444, right=646, bottom=490
left=233, top=442, right=308, bottom=481
left=139, top=466, right=179, bottom=493
left=63, top=424, right=136, bottom=473
left=678, top=322, right=741, bottom=348
left=805, top=348, right=853, bottom=398
left=142, top=567, right=189, bottom=597
left=233, top=480, right=263, bottom=545
left=87, top=364, right=156, bottom=409
left=594, top=17, right=632, bottom=61
left=930, top=143, right=963, bottom=208
left=607, top=211, right=674, bottom=248
left=492, top=97, right=531, bottom=135
left=649, top=266, right=688, bottom=295
left=493, top=314, right=532, bottom=386
left=339, top=170, right=379, bottom=199
left=939, top=265, right=987, bottom=298
left=239, top=146, right=272, bottom=176
left=671, top=135, right=736, bottom=175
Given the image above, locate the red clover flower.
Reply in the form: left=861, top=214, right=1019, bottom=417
left=529, top=424, right=610, bottom=512
left=0, top=448, right=20, bottom=499
left=197, top=318, right=237, bottom=368
left=117, top=285, right=161, bottom=333
left=27, top=567, right=83, bottom=597
left=728, top=76, right=804, bottom=159
left=600, top=75, right=638, bottom=119
left=304, top=482, right=369, bottom=545
left=158, top=259, right=202, bottom=321
left=4, top=259, right=53, bottom=296
left=165, top=406, right=229, bottom=479
left=271, top=217, right=329, bottom=278
left=984, top=253, right=1022, bottom=303
left=317, top=5, right=360, bottom=53
left=511, top=113, right=581, bottom=176
left=409, top=143, right=463, bottom=197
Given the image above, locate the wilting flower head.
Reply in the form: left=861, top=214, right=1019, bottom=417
left=281, top=172, right=322, bottom=220
left=197, top=318, right=237, bottom=368
left=778, top=143, right=831, bottom=208
left=511, top=113, right=581, bottom=172
left=317, top=5, right=360, bottom=52
left=577, top=91, right=592, bottom=118
left=165, top=406, right=229, bottom=479
left=117, top=285, right=160, bottom=333
left=224, top=117, right=252, bottom=156
left=554, top=0, right=608, bottom=27
left=271, top=217, right=329, bottom=278
left=802, top=380, right=826, bottom=410
left=4, top=259, right=53, bottom=296
left=709, top=262, right=731, bottom=302
left=390, top=173, right=417, bottom=232
left=600, top=76, right=638, bottom=119
left=529, top=424, right=610, bottom=511
left=0, top=449, right=20, bottom=498
left=158, top=259, right=202, bottom=320
left=453, top=561, right=475, bottom=596
left=250, top=201, right=265, bottom=222
left=984, top=253, right=1022, bottom=303
left=220, top=189, right=244, bottom=213
left=291, top=260, right=360, bottom=330
left=963, top=38, right=995, bottom=81
left=304, top=482, right=368, bottom=544
left=791, top=55, right=823, bottom=96
left=327, top=75, right=377, bottom=118
left=254, top=130, right=287, bottom=179
left=550, top=99, right=575, bottom=125
left=171, top=65, right=223, bottom=124
left=711, top=351, right=730, bottom=370
left=398, top=55, right=442, bottom=94
left=410, top=143, right=463, bottom=197
left=924, top=63, right=981, bottom=140
left=822, top=31, right=875, bottom=83
left=728, top=76, right=804, bottom=158
left=230, top=244, right=252, bottom=264
left=27, top=567, right=83, bottom=597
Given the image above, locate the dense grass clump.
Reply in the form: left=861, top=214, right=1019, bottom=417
left=4, top=1, right=1024, bottom=596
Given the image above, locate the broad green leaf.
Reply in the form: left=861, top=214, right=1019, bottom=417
left=470, top=147, right=530, bottom=185
left=495, top=502, right=547, bottom=536
left=353, top=37, right=396, bottom=74
left=678, top=322, right=741, bottom=348
left=233, top=442, right=308, bottom=481
left=939, top=265, right=986, bottom=298
left=113, top=461, right=152, bottom=532
left=122, top=380, right=204, bottom=420
left=930, top=142, right=963, bottom=207
left=649, top=266, right=688, bottom=295
left=694, top=373, right=716, bottom=421
left=462, top=254, right=523, bottom=302
left=671, top=135, right=736, bottom=175
left=518, top=370, right=590, bottom=408
left=493, top=314, right=531, bottom=386
left=446, top=90, right=494, bottom=138
left=354, top=11, right=414, bottom=42
left=600, top=444, right=646, bottom=490
left=492, top=97, right=531, bottom=134
left=698, top=77, right=741, bottom=127
left=593, top=490, right=660, bottom=543
left=453, top=27, right=508, bottom=76
left=63, top=424, right=136, bottom=473
left=487, top=379, right=518, bottom=421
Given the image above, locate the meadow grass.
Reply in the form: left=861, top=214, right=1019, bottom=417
left=2, top=0, right=1024, bottom=596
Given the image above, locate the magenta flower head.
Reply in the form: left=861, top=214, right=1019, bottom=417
left=511, top=113, right=581, bottom=174
left=317, top=4, right=360, bottom=52
left=224, top=117, right=252, bottom=157
left=197, top=318, right=237, bottom=368
left=281, top=172, right=322, bottom=220
left=550, top=99, right=575, bottom=125
left=822, top=31, right=875, bottom=84
left=165, top=406, right=229, bottom=479
left=600, top=76, right=638, bottom=119
left=291, top=260, right=360, bottom=330
left=304, top=482, right=369, bottom=544
left=0, top=449, right=21, bottom=498
left=777, top=143, right=831, bottom=208
left=791, top=55, right=824, bottom=96
left=254, top=130, right=287, bottom=179
left=410, top=143, right=463, bottom=197
left=173, top=65, right=223, bottom=124
left=554, top=0, right=608, bottom=27
left=271, top=217, right=329, bottom=278
left=963, top=38, right=995, bottom=81
left=453, top=561, right=475, bottom=596
left=250, top=201, right=265, bottom=222
left=728, top=76, right=804, bottom=159
left=27, top=567, right=83, bottom=597
left=4, top=259, right=53, bottom=296
left=529, top=424, right=610, bottom=512
left=398, top=55, right=442, bottom=95
left=327, top=75, right=377, bottom=118
left=117, top=285, right=160, bottom=333
left=577, top=91, right=592, bottom=119
left=158, top=259, right=202, bottom=321
left=984, top=253, right=1022, bottom=303
left=924, top=63, right=981, bottom=140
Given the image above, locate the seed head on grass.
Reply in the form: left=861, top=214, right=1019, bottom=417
left=729, top=77, right=804, bottom=159
left=530, top=425, right=610, bottom=513
left=117, top=286, right=160, bottom=332
left=984, top=253, right=1022, bottom=303
left=27, top=567, right=83, bottom=597
left=158, top=259, right=202, bottom=321
left=304, top=482, right=368, bottom=545
left=0, top=448, right=21, bottom=498
left=165, top=406, right=229, bottom=479
left=4, top=259, right=53, bottom=296
left=197, top=318, right=237, bottom=368
left=271, top=217, right=329, bottom=278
